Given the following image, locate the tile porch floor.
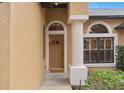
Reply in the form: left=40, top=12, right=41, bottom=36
left=40, top=73, right=72, bottom=90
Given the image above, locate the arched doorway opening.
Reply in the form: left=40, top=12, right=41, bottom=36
left=46, top=21, right=67, bottom=73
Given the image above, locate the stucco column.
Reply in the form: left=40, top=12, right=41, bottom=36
left=69, top=20, right=88, bottom=86
left=71, top=21, right=84, bottom=66
left=68, top=2, right=89, bottom=86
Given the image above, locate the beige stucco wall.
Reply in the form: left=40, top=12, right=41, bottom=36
left=68, top=2, right=88, bottom=16
left=10, top=3, right=45, bottom=89
left=46, top=8, right=67, bottom=24
left=88, top=67, right=116, bottom=73
left=0, top=3, right=10, bottom=89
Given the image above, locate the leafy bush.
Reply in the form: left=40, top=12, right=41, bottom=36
left=84, top=70, right=124, bottom=90
left=116, top=45, right=124, bottom=71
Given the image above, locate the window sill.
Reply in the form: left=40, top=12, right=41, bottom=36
left=84, top=63, right=116, bottom=67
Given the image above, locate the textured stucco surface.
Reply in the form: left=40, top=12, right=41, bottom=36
left=88, top=67, right=116, bottom=73
left=68, top=2, right=88, bottom=16
left=0, top=3, right=10, bottom=89
left=10, top=3, right=45, bottom=89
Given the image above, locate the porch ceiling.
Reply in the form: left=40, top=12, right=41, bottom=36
left=40, top=2, right=68, bottom=8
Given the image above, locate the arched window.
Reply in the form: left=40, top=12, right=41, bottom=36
left=89, top=24, right=108, bottom=33
left=48, top=23, right=64, bottom=31
left=84, top=21, right=117, bottom=65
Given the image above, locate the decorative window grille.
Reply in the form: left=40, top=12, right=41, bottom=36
left=48, top=23, right=64, bottom=31
left=84, top=37, right=114, bottom=63
left=90, top=24, right=108, bottom=33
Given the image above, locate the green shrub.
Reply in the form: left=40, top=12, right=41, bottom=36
left=84, top=70, right=124, bottom=90
left=116, top=45, right=124, bottom=71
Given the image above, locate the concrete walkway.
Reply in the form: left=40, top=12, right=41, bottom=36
left=40, top=73, right=72, bottom=90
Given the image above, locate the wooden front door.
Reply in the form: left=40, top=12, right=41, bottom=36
left=49, top=35, right=64, bottom=73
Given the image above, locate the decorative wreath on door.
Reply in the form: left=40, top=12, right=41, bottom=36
left=49, top=40, right=61, bottom=45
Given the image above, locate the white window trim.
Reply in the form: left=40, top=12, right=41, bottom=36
left=87, top=21, right=112, bottom=34
left=84, top=21, right=118, bottom=67
left=45, top=20, right=67, bottom=75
